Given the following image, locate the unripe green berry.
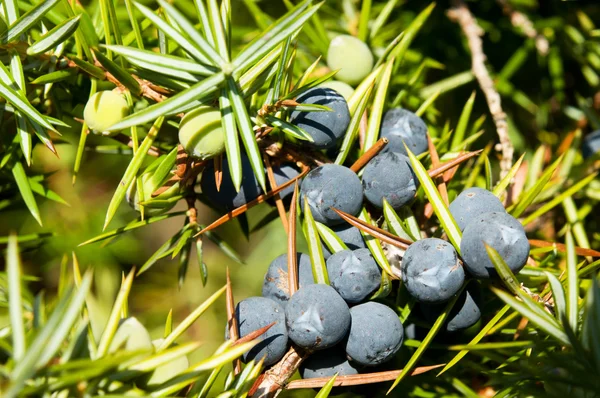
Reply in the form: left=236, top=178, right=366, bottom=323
left=83, top=91, right=129, bottom=136
left=319, top=80, right=355, bottom=101
left=327, top=35, right=373, bottom=85
left=108, top=317, right=153, bottom=353
left=179, top=106, right=226, bottom=160
left=126, top=170, right=180, bottom=216
left=142, top=339, right=190, bottom=387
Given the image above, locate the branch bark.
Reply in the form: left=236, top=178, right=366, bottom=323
left=496, top=0, right=549, bottom=56
left=448, top=0, right=514, bottom=179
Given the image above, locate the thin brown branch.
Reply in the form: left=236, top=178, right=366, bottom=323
left=264, top=155, right=289, bottom=234
left=350, top=137, right=389, bottom=172
left=195, top=168, right=309, bottom=236
left=448, top=1, right=514, bottom=178
left=496, top=0, right=549, bottom=56
left=226, top=268, right=241, bottom=375
left=214, top=154, right=223, bottom=193
left=424, top=135, right=448, bottom=219
left=287, top=182, right=299, bottom=296
left=285, top=364, right=445, bottom=389
left=249, top=345, right=308, bottom=398
left=528, top=239, right=600, bottom=257
left=331, top=207, right=412, bottom=252
left=233, top=323, right=275, bottom=347
left=428, top=150, right=482, bottom=178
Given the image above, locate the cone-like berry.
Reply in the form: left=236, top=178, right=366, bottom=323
left=421, top=284, right=482, bottom=333
left=345, top=302, right=403, bottom=366
left=178, top=106, right=226, bottom=160
left=262, top=253, right=315, bottom=308
left=461, top=212, right=530, bottom=279
left=226, top=297, right=288, bottom=366
left=362, top=152, right=419, bottom=210
left=300, top=348, right=359, bottom=379
left=108, top=317, right=152, bottom=353
left=380, top=108, right=428, bottom=156
left=327, top=248, right=381, bottom=304
left=199, top=154, right=264, bottom=211
left=449, top=187, right=506, bottom=231
left=300, top=164, right=363, bottom=226
left=289, top=87, right=351, bottom=149
left=401, top=238, right=464, bottom=304
left=322, top=223, right=367, bottom=258
left=327, top=35, right=373, bottom=85
left=285, top=284, right=351, bottom=351
left=83, top=91, right=129, bottom=136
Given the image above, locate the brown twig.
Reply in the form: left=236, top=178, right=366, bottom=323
left=428, top=150, right=482, bottom=178
left=195, top=168, right=309, bottom=236
left=225, top=268, right=241, bottom=375
left=214, top=154, right=223, bottom=192
left=350, top=137, right=388, bottom=172
left=424, top=135, right=449, bottom=219
left=287, top=182, right=299, bottom=296
left=249, top=345, right=308, bottom=398
left=264, top=155, right=289, bottom=234
left=528, top=239, right=600, bottom=257
left=448, top=1, right=514, bottom=179
left=331, top=208, right=412, bottom=251
left=496, top=0, right=549, bottom=56
left=285, top=364, right=445, bottom=389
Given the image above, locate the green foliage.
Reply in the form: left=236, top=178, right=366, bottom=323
left=1, top=0, right=600, bottom=397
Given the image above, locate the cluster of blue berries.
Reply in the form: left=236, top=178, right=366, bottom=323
left=229, top=250, right=403, bottom=378
left=211, top=86, right=532, bottom=380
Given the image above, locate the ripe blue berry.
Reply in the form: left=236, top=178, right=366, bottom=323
left=327, top=248, right=381, bottom=304
left=300, top=164, right=363, bottom=226
left=199, top=154, right=263, bottom=211
left=362, top=152, right=419, bottom=209
left=300, top=348, right=359, bottom=379
left=449, top=187, right=506, bottom=231
left=322, top=223, right=367, bottom=258
left=262, top=253, right=315, bottom=308
left=460, top=212, right=530, bottom=279
left=401, top=238, right=464, bottom=303
left=289, top=87, right=351, bottom=149
left=285, top=284, right=351, bottom=351
left=421, top=285, right=482, bottom=333
left=345, top=302, right=403, bottom=366
left=226, top=297, right=288, bottom=366
left=582, top=129, right=600, bottom=159
left=380, top=108, right=428, bottom=156
left=271, top=163, right=301, bottom=201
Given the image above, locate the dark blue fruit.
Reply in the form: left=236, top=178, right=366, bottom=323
left=300, top=348, right=359, bottom=379
left=327, top=248, right=381, bottom=304
left=200, top=154, right=263, bottom=211
left=225, top=297, right=288, bottom=366
left=401, top=238, right=464, bottom=304
left=421, top=285, right=482, bottom=333
left=322, top=223, right=367, bottom=258
left=270, top=163, right=301, bottom=201
left=380, top=108, right=428, bottom=156
left=582, top=130, right=600, bottom=159
left=449, top=187, right=506, bottom=231
left=300, top=164, right=363, bottom=226
left=345, top=302, right=403, bottom=366
left=289, top=87, right=351, bottom=149
left=285, top=284, right=351, bottom=350
left=460, top=212, right=530, bottom=279
left=262, top=253, right=315, bottom=308
left=362, top=152, right=419, bottom=210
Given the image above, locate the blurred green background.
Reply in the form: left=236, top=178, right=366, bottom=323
left=1, top=0, right=600, bottom=396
